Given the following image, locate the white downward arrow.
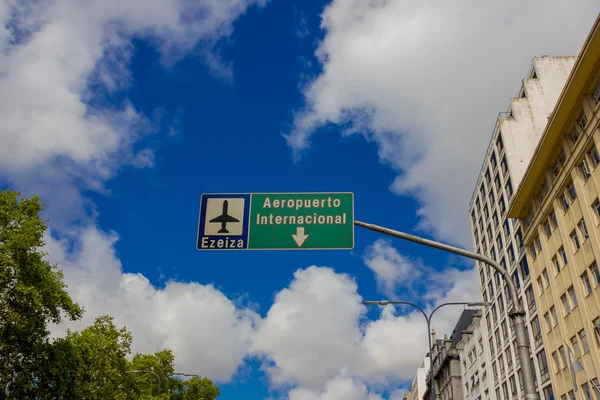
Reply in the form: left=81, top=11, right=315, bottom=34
left=292, top=227, right=309, bottom=247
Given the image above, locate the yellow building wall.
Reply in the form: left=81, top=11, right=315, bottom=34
left=519, top=71, right=600, bottom=399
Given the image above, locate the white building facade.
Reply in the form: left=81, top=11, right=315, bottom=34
left=457, top=310, right=497, bottom=400
left=468, top=56, right=576, bottom=400
left=408, top=356, right=430, bottom=400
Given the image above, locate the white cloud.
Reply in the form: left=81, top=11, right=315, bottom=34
left=363, top=239, right=480, bottom=304
left=363, top=238, right=423, bottom=297
left=288, top=374, right=383, bottom=400
left=0, top=0, right=266, bottom=225
left=251, top=266, right=365, bottom=389
left=251, top=253, right=482, bottom=394
left=41, top=226, right=480, bottom=394
left=45, top=226, right=260, bottom=382
left=285, top=0, right=599, bottom=247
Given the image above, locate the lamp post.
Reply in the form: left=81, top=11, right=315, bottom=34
left=364, top=300, right=489, bottom=400
left=125, top=370, right=200, bottom=395
left=355, top=220, right=539, bottom=400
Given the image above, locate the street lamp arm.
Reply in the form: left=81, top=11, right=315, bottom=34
left=366, top=300, right=429, bottom=323
left=355, top=220, right=539, bottom=400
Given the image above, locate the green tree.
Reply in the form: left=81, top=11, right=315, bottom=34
left=125, top=350, right=220, bottom=400
left=0, top=189, right=221, bottom=399
left=179, top=376, right=220, bottom=400
left=64, top=315, right=133, bottom=399
left=0, top=189, right=83, bottom=397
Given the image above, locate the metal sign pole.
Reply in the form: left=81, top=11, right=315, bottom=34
left=355, top=220, right=540, bottom=400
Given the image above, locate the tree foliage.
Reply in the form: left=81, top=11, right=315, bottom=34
left=0, top=189, right=83, bottom=397
left=0, top=190, right=220, bottom=399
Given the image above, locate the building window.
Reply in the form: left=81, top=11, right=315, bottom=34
left=494, top=174, right=501, bottom=192
left=559, top=246, right=568, bottom=266
left=502, top=381, right=509, bottom=399
left=571, top=229, right=581, bottom=252
left=503, top=220, right=511, bottom=240
left=561, top=191, right=571, bottom=212
left=515, top=228, right=524, bottom=249
left=544, top=219, right=552, bottom=237
left=537, top=349, right=549, bottom=380
left=551, top=306, right=558, bottom=326
left=577, top=111, right=588, bottom=132
left=582, top=383, right=592, bottom=400
left=552, top=255, right=561, bottom=274
left=491, top=153, right=498, bottom=170
left=551, top=351, right=560, bottom=373
left=559, top=345, right=567, bottom=367
left=568, top=286, right=577, bottom=309
left=571, top=335, right=580, bottom=358
left=591, top=262, right=600, bottom=286
left=486, top=169, right=492, bottom=186
left=544, top=312, right=552, bottom=332
left=561, top=294, right=571, bottom=316
left=537, top=276, right=544, bottom=293
left=521, top=257, right=530, bottom=281
left=587, top=145, right=600, bottom=168
left=513, top=271, right=520, bottom=289
left=594, top=318, right=600, bottom=345
left=501, top=156, right=508, bottom=175
left=493, top=212, right=499, bottom=229
left=549, top=210, right=558, bottom=229
left=591, top=379, right=600, bottom=400
left=532, top=315, right=542, bottom=340
left=593, top=79, right=600, bottom=104
left=497, top=135, right=504, bottom=153
left=543, top=269, right=550, bottom=288
left=484, top=203, right=490, bottom=219
left=592, top=199, right=600, bottom=224
left=501, top=256, right=507, bottom=270
left=571, top=124, right=582, bottom=144
left=529, top=244, right=537, bottom=260
left=581, top=158, right=592, bottom=181
left=579, top=329, right=590, bottom=354
left=525, top=207, right=534, bottom=227
left=526, top=285, right=535, bottom=309
left=568, top=181, right=578, bottom=202
left=506, top=179, right=513, bottom=199
left=508, top=244, right=515, bottom=263
left=535, top=235, right=542, bottom=253
left=499, top=195, right=506, bottom=215
left=543, top=385, right=555, bottom=400
left=579, top=219, right=589, bottom=241
left=582, top=271, right=592, bottom=295
left=509, top=375, right=517, bottom=395
left=558, top=148, right=567, bottom=165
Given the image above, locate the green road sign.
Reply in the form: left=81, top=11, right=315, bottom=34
left=197, top=192, right=354, bottom=250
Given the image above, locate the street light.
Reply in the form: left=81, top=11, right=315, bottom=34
left=355, top=220, right=539, bottom=400
left=125, top=370, right=200, bottom=395
left=364, top=300, right=490, bottom=400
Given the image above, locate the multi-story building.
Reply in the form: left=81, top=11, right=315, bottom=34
left=424, top=309, right=476, bottom=400
left=508, top=14, right=600, bottom=400
left=406, top=355, right=430, bottom=400
left=457, top=310, right=497, bottom=400
left=468, top=55, right=577, bottom=400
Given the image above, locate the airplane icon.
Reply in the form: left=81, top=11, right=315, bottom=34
left=209, top=200, right=240, bottom=233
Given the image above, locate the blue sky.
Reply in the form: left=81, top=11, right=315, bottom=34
left=1, top=1, right=597, bottom=399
